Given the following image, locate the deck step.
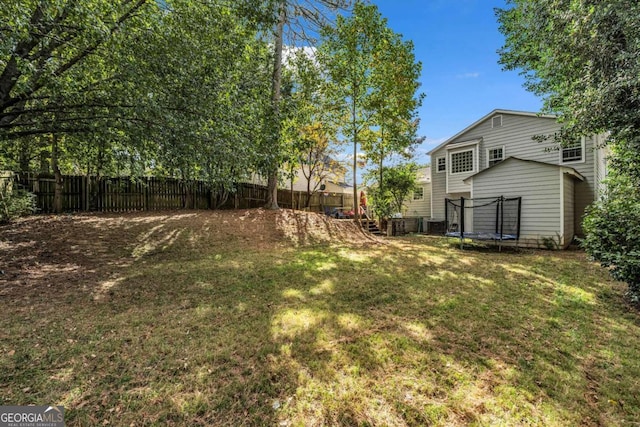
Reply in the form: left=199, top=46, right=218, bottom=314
left=361, top=219, right=382, bottom=236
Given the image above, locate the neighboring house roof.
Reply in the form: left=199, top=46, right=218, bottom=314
left=330, top=181, right=351, bottom=189
left=427, top=109, right=558, bottom=155
left=462, top=157, right=585, bottom=183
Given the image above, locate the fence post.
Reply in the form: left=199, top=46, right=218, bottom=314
left=143, top=178, right=148, bottom=211
left=15, top=173, right=284, bottom=213
left=460, top=197, right=465, bottom=249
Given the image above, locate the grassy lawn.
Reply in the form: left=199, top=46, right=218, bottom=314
left=1, top=213, right=639, bottom=426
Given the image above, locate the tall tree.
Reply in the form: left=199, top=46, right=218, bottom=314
left=366, top=27, right=424, bottom=199
left=264, top=1, right=287, bottom=209
left=262, top=0, right=352, bottom=210
left=0, top=0, right=160, bottom=212
left=319, top=2, right=382, bottom=221
left=497, top=0, right=640, bottom=141
left=127, top=0, right=272, bottom=200
left=1, top=1, right=271, bottom=192
left=0, top=0, right=155, bottom=138
left=281, top=49, right=340, bottom=207
left=497, top=0, right=640, bottom=298
left=319, top=1, right=422, bottom=221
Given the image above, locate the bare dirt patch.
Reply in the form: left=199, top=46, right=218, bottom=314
left=0, top=209, right=379, bottom=303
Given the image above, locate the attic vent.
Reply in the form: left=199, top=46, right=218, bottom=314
left=492, top=115, right=502, bottom=128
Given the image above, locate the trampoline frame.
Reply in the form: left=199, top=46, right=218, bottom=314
left=445, top=196, right=522, bottom=250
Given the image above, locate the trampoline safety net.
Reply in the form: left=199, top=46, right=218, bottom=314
left=445, top=196, right=522, bottom=242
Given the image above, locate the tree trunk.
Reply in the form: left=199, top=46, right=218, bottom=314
left=379, top=127, right=384, bottom=222
left=266, top=174, right=279, bottom=209
left=352, top=88, right=360, bottom=222
left=265, top=1, right=286, bottom=210
left=379, top=124, right=385, bottom=194
left=290, top=172, right=295, bottom=211
left=18, top=141, right=30, bottom=172
left=306, top=176, right=312, bottom=209
left=90, top=140, right=106, bottom=211
left=39, top=149, right=50, bottom=174
left=51, top=134, right=63, bottom=213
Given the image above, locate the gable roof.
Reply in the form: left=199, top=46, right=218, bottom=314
left=462, top=157, right=585, bottom=183
left=427, top=109, right=558, bottom=155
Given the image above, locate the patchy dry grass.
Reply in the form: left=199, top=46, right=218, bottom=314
left=1, top=213, right=639, bottom=426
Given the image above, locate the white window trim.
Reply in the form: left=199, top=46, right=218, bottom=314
left=436, top=156, right=446, bottom=173
left=448, top=147, right=477, bottom=176
left=446, top=138, right=482, bottom=150
left=486, top=146, right=505, bottom=168
left=412, top=186, right=424, bottom=201
left=560, top=137, right=586, bottom=165
left=492, top=115, right=503, bottom=128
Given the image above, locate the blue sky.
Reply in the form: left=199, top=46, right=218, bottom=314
left=371, top=0, right=543, bottom=165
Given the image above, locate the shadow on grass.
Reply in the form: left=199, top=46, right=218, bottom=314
left=262, top=239, right=640, bottom=425
left=1, top=253, right=287, bottom=425
left=1, top=215, right=639, bottom=426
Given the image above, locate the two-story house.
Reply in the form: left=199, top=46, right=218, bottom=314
left=248, top=158, right=351, bottom=195
left=428, top=109, right=608, bottom=248
left=402, top=166, right=432, bottom=218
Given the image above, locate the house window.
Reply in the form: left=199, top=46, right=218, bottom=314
left=413, top=186, right=424, bottom=201
left=492, top=115, right=502, bottom=128
left=487, top=147, right=504, bottom=167
left=450, top=149, right=474, bottom=174
left=561, top=139, right=584, bottom=163
left=436, top=156, right=446, bottom=173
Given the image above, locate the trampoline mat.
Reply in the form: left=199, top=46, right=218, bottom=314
left=445, top=232, right=518, bottom=241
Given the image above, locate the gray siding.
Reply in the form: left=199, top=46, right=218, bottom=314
left=470, top=159, right=561, bottom=247
left=431, top=113, right=564, bottom=219
left=431, top=156, right=447, bottom=220
left=572, top=137, right=595, bottom=236
left=477, top=114, right=561, bottom=164
left=472, top=198, right=500, bottom=234
left=430, top=112, right=600, bottom=240
left=593, top=135, right=609, bottom=200
left=562, top=172, right=575, bottom=247
left=445, top=191, right=472, bottom=232
left=405, top=183, right=432, bottom=217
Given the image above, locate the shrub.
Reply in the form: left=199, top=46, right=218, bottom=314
left=0, top=186, right=37, bottom=224
left=367, top=187, right=393, bottom=220
left=582, top=174, right=640, bottom=301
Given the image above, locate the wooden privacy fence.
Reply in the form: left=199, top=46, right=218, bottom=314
left=15, top=173, right=353, bottom=214
left=275, top=188, right=351, bottom=212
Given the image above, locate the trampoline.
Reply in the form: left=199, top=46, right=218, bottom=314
left=445, top=196, right=522, bottom=249
left=444, top=231, right=519, bottom=241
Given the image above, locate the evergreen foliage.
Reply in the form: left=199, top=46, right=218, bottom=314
left=497, top=0, right=640, bottom=299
